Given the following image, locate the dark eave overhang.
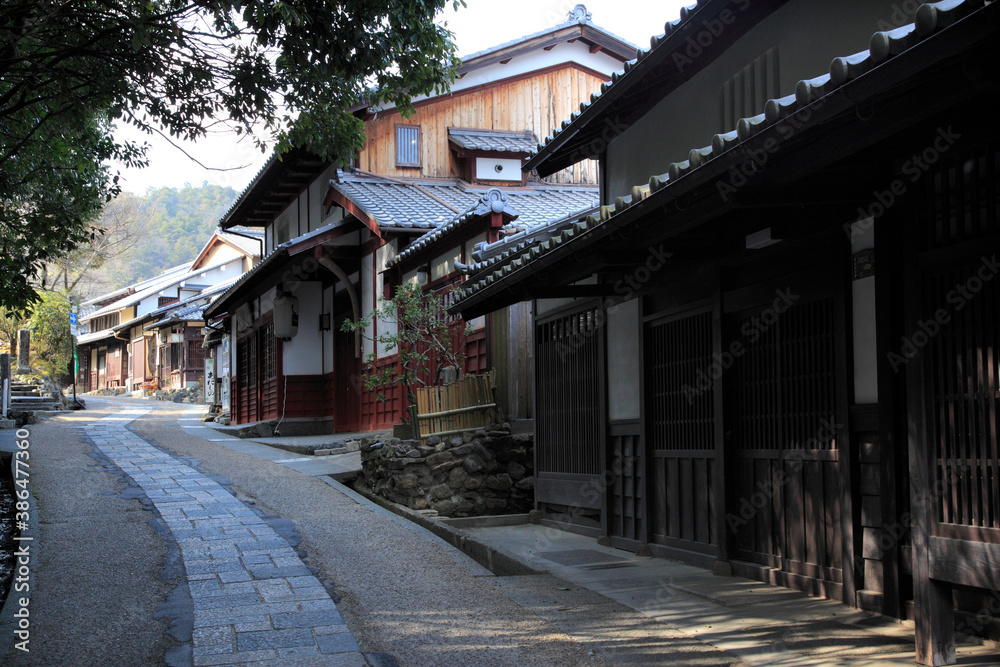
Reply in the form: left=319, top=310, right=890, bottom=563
left=219, top=147, right=331, bottom=230
left=455, top=1, right=998, bottom=318
left=524, top=0, right=790, bottom=177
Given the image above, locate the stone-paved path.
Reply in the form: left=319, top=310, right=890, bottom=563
left=84, top=409, right=365, bottom=667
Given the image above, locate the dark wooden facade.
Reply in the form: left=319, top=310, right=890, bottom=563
left=448, top=1, right=1000, bottom=663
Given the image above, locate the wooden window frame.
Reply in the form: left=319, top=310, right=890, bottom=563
left=395, top=123, right=421, bottom=168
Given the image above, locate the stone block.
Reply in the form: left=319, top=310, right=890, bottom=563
left=447, top=467, right=468, bottom=489
left=430, top=460, right=463, bottom=475
left=451, top=443, right=474, bottom=457
left=485, top=474, right=512, bottom=491
left=429, top=484, right=452, bottom=500
left=484, top=497, right=507, bottom=511
left=462, top=456, right=484, bottom=474
left=426, top=451, right=454, bottom=466
left=464, top=474, right=483, bottom=490
left=430, top=499, right=456, bottom=516
left=507, top=462, right=527, bottom=481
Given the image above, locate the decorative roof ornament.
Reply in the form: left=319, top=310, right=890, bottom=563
left=473, top=188, right=515, bottom=216
left=568, top=4, right=592, bottom=24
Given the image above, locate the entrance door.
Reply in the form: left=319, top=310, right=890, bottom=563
left=725, top=294, right=845, bottom=597
left=334, top=319, right=360, bottom=432
left=644, top=307, right=719, bottom=563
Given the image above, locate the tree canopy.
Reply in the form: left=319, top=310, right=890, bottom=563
left=1, top=0, right=463, bottom=312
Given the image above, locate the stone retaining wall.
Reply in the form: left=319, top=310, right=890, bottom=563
left=359, top=425, right=534, bottom=517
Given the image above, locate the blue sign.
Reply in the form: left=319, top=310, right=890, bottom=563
left=69, top=313, right=77, bottom=325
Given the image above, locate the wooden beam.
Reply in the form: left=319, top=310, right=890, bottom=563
left=928, top=537, right=1000, bottom=589
left=324, top=186, right=381, bottom=239
left=530, top=285, right=619, bottom=299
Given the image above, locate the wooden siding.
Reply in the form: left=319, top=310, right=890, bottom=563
left=359, top=64, right=603, bottom=185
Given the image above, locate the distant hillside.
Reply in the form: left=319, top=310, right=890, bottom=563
left=101, top=183, right=239, bottom=292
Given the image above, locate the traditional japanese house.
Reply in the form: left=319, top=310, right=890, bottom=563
left=76, top=228, right=260, bottom=393
left=203, top=6, right=635, bottom=433
left=448, top=0, right=1000, bottom=663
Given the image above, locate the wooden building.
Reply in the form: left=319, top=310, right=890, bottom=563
left=76, top=229, right=260, bottom=393
left=449, top=0, right=1000, bottom=664
left=203, top=6, right=634, bottom=433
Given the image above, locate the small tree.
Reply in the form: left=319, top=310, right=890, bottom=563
left=26, top=291, right=73, bottom=376
left=342, top=283, right=471, bottom=424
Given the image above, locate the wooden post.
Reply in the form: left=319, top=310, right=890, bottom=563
left=903, top=232, right=955, bottom=666
left=17, top=328, right=30, bottom=374
left=1, top=353, right=10, bottom=419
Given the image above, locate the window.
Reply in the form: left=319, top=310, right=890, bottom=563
left=395, top=124, right=421, bottom=168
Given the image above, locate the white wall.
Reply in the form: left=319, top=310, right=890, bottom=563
left=282, top=281, right=323, bottom=376
left=323, top=286, right=334, bottom=375
left=376, top=241, right=398, bottom=357
left=607, top=298, right=640, bottom=420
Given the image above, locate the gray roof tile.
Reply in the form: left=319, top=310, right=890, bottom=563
left=448, top=128, right=537, bottom=154
left=330, top=173, right=597, bottom=232
left=453, top=0, right=985, bottom=311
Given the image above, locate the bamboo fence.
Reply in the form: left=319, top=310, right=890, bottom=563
left=414, top=370, right=497, bottom=442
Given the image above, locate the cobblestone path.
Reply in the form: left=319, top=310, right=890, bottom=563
left=84, top=410, right=365, bottom=666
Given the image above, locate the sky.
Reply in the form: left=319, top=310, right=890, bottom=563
left=110, top=0, right=687, bottom=196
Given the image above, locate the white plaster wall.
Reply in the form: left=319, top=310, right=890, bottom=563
left=607, top=298, right=640, bottom=420
left=361, top=252, right=374, bottom=359
left=282, top=281, right=323, bottom=376
left=323, top=286, right=334, bottom=375
left=376, top=241, right=398, bottom=357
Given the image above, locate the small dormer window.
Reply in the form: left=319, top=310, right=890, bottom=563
left=396, top=124, right=421, bottom=168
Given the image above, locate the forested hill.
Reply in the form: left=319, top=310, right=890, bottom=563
left=104, top=183, right=239, bottom=291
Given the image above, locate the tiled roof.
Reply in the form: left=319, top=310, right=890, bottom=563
left=388, top=189, right=521, bottom=269
left=452, top=0, right=988, bottom=314
left=217, top=229, right=264, bottom=257
left=330, top=173, right=597, bottom=231
left=448, top=128, right=537, bottom=154
left=457, top=4, right=636, bottom=68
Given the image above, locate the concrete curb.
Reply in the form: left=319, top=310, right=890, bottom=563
left=336, top=480, right=543, bottom=577
left=0, top=449, right=37, bottom=660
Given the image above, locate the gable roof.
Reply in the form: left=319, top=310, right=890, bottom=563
left=457, top=4, right=637, bottom=73
left=452, top=0, right=995, bottom=318
left=190, top=227, right=263, bottom=269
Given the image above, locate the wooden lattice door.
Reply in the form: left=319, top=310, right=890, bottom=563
left=645, top=308, right=718, bottom=556
left=725, top=296, right=844, bottom=591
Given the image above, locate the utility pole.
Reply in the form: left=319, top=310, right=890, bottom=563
left=70, top=296, right=79, bottom=406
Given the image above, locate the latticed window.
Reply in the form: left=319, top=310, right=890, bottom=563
left=535, top=306, right=602, bottom=475
left=729, top=298, right=838, bottom=451
left=395, top=124, right=421, bottom=168
left=261, top=323, right=277, bottom=382
left=647, top=311, right=715, bottom=451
